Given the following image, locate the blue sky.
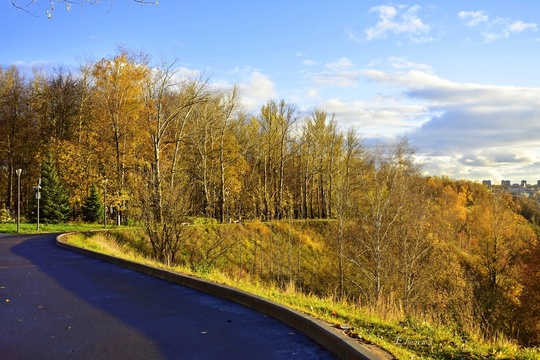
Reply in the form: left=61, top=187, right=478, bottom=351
left=3, top=1, right=540, bottom=184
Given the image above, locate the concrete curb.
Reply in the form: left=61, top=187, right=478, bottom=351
left=56, top=233, right=386, bottom=360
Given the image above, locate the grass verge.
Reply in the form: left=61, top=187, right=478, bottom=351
left=62, top=230, right=540, bottom=360
left=0, top=222, right=110, bottom=234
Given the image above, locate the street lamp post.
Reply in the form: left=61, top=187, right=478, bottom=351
left=34, top=178, right=41, bottom=232
left=16, top=168, right=22, bottom=233
left=103, top=179, right=108, bottom=228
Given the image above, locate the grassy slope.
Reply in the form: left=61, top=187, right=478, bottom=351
left=6, top=220, right=538, bottom=359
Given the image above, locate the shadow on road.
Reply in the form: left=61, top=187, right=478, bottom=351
left=2, top=234, right=335, bottom=359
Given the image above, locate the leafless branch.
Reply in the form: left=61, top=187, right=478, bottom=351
left=9, top=0, right=158, bottom=18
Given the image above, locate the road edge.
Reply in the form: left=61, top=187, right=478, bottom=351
left=56, top=233, right=388, bottom=360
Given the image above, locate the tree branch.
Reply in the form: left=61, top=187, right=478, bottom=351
left=9, top=0, right=158, bottom=18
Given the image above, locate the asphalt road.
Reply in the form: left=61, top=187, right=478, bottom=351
left=0, top=234, right=336, bottom=360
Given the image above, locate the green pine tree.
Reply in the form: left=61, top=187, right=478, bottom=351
left=29, top=157, right=71, bottom=224
left=82, top=183, right=102, bottom=223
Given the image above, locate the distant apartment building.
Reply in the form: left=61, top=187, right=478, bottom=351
left=487, top=179, right=540, bottom=198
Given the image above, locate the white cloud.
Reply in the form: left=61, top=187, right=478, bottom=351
left=459, top=10, right=538, bottom=42
left=12, top=60, right=60, bottom=71
left=317, top=96, right=429, bottom=139
left=237, top=69, right=277, bottom=113
left=509, top=20, right=537, bottom=33
left=325, top=57, right=353, bottom=69
left=388, top=57, right=433, bottom=72
left=311, top=70, right=360, bottom=87
left=306, top=88, right=318, bottom=98
left=302, top=59, right=317, bottom=66
left=365, top=4, right=430, bottom=41
left=359, top=69, right=540, bottom=182
left=244, top=51, right=540, bottom=182
left=303, top=58, right=359, bottom=88
left=458, top=10, right=488, bottom=26
left=481, top=31, right=503, bottom=43
left=174, top=66, right=201, bottom=79
left=362, top=69, right=451, bottom=91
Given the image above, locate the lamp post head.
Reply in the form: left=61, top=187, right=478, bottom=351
left=16, top=168, right=22, bottom=177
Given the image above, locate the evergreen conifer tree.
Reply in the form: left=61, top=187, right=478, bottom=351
left=82, top=183, right=102, bottom=223
left=28, top=157, right=71, bottom=224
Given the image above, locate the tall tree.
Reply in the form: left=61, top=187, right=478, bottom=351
left=302, top=110, right=343, bottom=218
left=395, top=178, right=437, bottom=311
left=256, top=100, right=299, bottom=220
left=215, top=86, right=244, bottom=223
left=141, top=60, right=207, bottom=223
left=333, top=129, right=364, bottom=299
left=0, top=65, right=36, bottom=210
left=91, top=49, right=149, bottom=224
left=345, top=139, right=420, bottom=305
left=188, top=86, right=245, bottom=222
left=136, top=59, right=210, bottom=263
left=32, top=67, right=82, bottom=143
left=29, top=156, right=71, bottom=224
left=516, top=239, right=540, bottom=345
left=467, top=191, right=535, bottom=337
left=82, top=183, right=102, bottom=223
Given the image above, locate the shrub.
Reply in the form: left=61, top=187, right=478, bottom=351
left=0, top=208, right=12, bottom=223
left=190, top=217, right=218, bottom=225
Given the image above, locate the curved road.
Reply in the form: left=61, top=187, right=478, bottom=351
left=0, top=234, right=336, bottom=360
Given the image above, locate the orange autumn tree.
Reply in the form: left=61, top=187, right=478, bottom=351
left=466, top=190, right=536, bottom=338
left=516, top=239, right=540, bottom=345
left=422, top=177, right=475, bottom=326
left=186, top=86, right=246, bottom=222
left=90, top=49, right=150, bottom=224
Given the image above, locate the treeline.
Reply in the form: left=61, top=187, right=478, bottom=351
left=1, top=49, right=539, bottom=345
left=1, top=49, right=365, bottom=224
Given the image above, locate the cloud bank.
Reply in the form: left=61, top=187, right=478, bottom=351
left=400, top=72, right=540, bottom=181
left=295, top=53, right=540, bottom=182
